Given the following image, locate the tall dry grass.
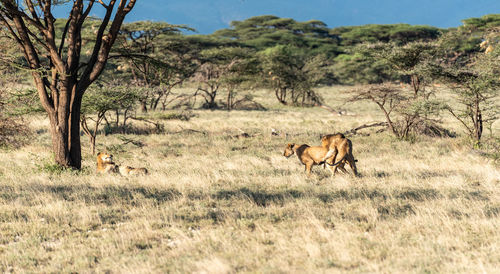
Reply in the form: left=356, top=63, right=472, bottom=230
left=0, top=86, right=499, bottom=273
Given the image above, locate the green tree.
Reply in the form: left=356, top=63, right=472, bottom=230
left=426, top=25, right=500, bottom=146
left=330, top=24, right=441, bottom=46
left=349, top=84, right=445, bottom=139
left=260, top=45, right=328, bottom=106
left=80, top=84, right=139, bottom=155
left=366, top=42, right=436, bottom=94
left=0, top=0, right=136, bottom=169
left=213, top=15, right=340, bottom=56
left=428, top=54, right=499, bottom=145
left=346, top=41, right=447, bottom=139
left=193, top=46, right=254, bottom=109
left=115, top=21, right=200, bottom=112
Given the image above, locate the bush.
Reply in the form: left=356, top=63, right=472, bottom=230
left=0, top=74, right=32, bottom=149
left=0, top=116, right=30, bottom=149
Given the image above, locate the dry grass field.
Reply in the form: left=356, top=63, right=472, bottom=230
left=0, top=86, right=499, bottom=273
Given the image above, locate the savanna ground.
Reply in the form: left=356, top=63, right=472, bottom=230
left=0, top=86, right=499, bottom=273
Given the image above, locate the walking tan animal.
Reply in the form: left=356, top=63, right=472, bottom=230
left=321, top=133, right=358, bottom=176
left=283, top=143, right=335, bottom=176
left=96, top=152, right=148, bottom=176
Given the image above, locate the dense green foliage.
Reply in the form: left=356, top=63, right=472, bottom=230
left=331, top=24, right=440, bottom=46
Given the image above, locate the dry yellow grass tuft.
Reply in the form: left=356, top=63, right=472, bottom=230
left=0, top=87, right=499, bottom=272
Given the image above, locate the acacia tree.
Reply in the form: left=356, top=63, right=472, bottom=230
left=260, top=45, right=325, bottom=106
left=192, top=47, right=251, bottom=109
left=347, top=42, right=447, bottom=139
left=115, top=21, right=198, bottom=112
left=81, top=84, right=139, bottom=155
left=0, top=0, right=136, bottom=169
left=424, top=27, right=500, bottom=146
left=349, top=84, right=444, bottom=139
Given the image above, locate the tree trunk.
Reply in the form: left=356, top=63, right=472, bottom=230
left=474, top=99, right=483, bottom=146
left=411, top=75, right=420, bottom=96
left=47, top=86, right=83, bottom=169
left=227, top=90, right=232, bottom=111
left=141, top=100, right=148, bottom=113
left=275, top=87, right=287, bottom=105
left=89, top=135, right=96, bottom=155
left=208, top=90, right=217, bottom=109
left=69, top=92, right=83, bottom=168
left=375, top=101, right=399, bottom=138
left=115, top=110, right=120, bottom=127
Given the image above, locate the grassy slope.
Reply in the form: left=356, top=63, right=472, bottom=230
left=0, top=86, right=499, bottom=273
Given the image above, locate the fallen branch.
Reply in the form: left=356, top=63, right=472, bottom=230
left=314, top=103, right=351, bottom=116
left=129, top=116, right=162, bottom=126
left=344, top=122, right=388, bottom=135
left=168, top=125, right=208, bottom=135
left=117, top=136, right=145, bottom=147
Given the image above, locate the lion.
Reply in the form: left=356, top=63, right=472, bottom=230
left=118, top=166, right=148, bottom=176
left=283, top=143, right=336, bottom=176
left=96, top=152, right=148, bottom=176
left=320, top=133, right=358, bottom=176
left=96, top=152, right=118, bottom=174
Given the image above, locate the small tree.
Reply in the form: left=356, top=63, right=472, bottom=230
left=352, top=42, right=436, bottom=93
left=80, top=84, right=138, bottom=155
left=115, top=21, right=199, bottom=112
left=429, top=59, right=499, bottom=146
left=260, top=45, right=326, bottom=106
left=193, top=47, right=251, bottom=109
left=0, top=72, right=31, bottom=148
left=349, top=84, right=445, bottom=139
left=428, top=28, right=500, bottom=146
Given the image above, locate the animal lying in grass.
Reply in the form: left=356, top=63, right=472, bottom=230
left=96, top=152, right=148, bottom=176
left=321, top=133, right=358, bottom=176
left=96, top=152, right=118, bottom=174
left=283, top=143, right=336, bottom=176
left=118, top=165, right=148, bottom=176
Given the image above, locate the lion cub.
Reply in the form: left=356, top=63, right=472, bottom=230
left=283, top=143, right=335, bottom=176
left=96, top=152, right=148, bottom=176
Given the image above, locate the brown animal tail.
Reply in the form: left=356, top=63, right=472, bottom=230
left=325, top=153, right=347, bottom=167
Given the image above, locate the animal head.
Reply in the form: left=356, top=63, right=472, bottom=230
left=97, top=152, right=114, bottom=164
left=321, top=135, right=329, bottom=147
left=283, top=143, right=296, bottom=157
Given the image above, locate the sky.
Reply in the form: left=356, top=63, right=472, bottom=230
left=53, top=0, right=500, bottom=34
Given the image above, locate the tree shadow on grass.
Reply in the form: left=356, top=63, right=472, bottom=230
left=0, top=184, right=490, bottom=208
left=0, top=184, right=181, bottom=206
left=213, top=186, right=489, bottom=207
left=213, top=187, right=303, bottom=207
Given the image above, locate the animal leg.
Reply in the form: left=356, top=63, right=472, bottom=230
left=347, top=154, right=358, bottom=176
left=327, top=164, right=336, bottom=176
left=305, top=163, right=313, bottom=176
left=338, top=163, right=349, bottom=174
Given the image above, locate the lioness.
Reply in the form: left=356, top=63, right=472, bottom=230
left=96, top=152, right=118, bottom=174
left=118, top=166, right=148, bottom=176
left=321, top=133, right=358, bottom=176
left=96, top=152, right=148, bottom=176
left=283, top=143, right=335, bottom=176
